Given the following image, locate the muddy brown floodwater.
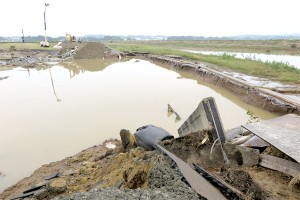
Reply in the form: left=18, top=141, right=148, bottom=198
left=0, top=58, right=277, bottom=192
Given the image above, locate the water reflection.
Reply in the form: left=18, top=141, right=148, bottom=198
left=49, top=69, right=61, bottom=102
left=61, top=59, right=118, bottom=78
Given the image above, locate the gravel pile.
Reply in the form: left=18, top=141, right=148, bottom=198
left=54, top=188, right=195, bottom=200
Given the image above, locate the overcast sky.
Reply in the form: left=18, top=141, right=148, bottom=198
left=1, top=0, right=299, bottom=37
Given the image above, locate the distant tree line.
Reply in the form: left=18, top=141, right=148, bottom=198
left=1, top=34, right=300, bottom=42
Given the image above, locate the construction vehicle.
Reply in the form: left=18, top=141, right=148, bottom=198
left=40, top=3, right=50, bottom=47
left=66, top=33, right=76, bottom=43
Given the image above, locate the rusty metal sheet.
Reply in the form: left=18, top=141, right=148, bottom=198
left=242, top=114, right=300, bottom=163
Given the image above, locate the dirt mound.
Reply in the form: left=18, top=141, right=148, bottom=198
left=73, top=42, right=112, bottom=59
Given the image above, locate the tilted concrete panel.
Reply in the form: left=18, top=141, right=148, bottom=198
left=178, top=97, right=226, bottom=143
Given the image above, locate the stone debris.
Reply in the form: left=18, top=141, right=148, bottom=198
left=49, top=178, right=67, bottom=193
left=119, top=129, right=137, bottom=152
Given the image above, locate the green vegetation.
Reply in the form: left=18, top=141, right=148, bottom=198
left=0, top=42, right=56, bottom=50
left=107, top=41, right=300, bottom=84
left=107, top=40, right=300, bottom=55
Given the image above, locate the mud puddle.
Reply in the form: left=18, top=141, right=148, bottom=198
left=0, top=59, right=276, bottom=192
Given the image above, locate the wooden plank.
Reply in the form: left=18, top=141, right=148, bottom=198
left=259, top=154, right=300, bottom=177
left=242, top=114, right=300, bottom=163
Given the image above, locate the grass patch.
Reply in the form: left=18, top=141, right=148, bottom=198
left=0, top=42, right=56, bottom=50
left=107, top=40, right=300, bottom=55
left=107, top=41, right=300, bottom=84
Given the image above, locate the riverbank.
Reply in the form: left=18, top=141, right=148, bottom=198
left=144, top=54, right=300, bottom=115
left=107, top=41, right=300, bottom=84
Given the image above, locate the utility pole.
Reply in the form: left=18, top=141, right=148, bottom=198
left=44, top=3, right=50, bottom=42
left=22, top=29, right=25, bottom=43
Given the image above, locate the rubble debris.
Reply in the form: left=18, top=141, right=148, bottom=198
left=22, top=182, right=47, bottom=194
left=156, top=145, right=227, bottom=200
left=49, top=178, right=67, bottom=193
left=45, top=172, right=60, bottom=180
left=193, top=164, right=244, bottom=199
left=259, top=154, right=300, bottom=177
left=162, top=132, right=259, bottom=168
left=33, top=188, right=48, bottom=200
left=10, top=191, right=35, bottom=200
left=225, top=126, right=252, bottom=142
left=119, top=129, right=137, bottom=152
left=243, top=114, right=300, bottom=163
left=240, top=136, right=270, bottom=148
left=178, top=97, right=226, bottom=143
left=219, top=166, right=267, bottom=200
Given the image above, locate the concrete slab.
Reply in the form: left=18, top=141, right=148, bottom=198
left=242, top=114, right=300, bottom=163
left=178, top=97, right=226, bottom=143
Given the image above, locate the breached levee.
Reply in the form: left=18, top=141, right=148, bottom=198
left=143, top=54, right=300, bottom=115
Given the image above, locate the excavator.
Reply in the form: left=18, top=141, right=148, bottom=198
left=66, top=33, right=76, bottom=43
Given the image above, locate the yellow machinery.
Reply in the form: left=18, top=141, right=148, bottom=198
left=66, top=33, right=76, bottom=42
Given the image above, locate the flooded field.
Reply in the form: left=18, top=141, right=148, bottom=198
left=185, top=50, right=300, bottom=69
left=0, top=59, right=277, bottom=192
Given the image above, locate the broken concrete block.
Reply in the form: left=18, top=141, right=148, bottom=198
left=225, top=126, right=251, bottom=141
left=49, top=178, right=67, bottom=193
left=120, top=129, right=137, bottom=152
left=224, top=144, right=259, bottom=167
left=34, top=188, right=48, bottom=200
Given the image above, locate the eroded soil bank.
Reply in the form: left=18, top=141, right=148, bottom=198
left=143, top=54, right=300, bottom=115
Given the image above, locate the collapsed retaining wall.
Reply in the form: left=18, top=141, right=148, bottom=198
left=144, top=54, right=300, bottom=115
